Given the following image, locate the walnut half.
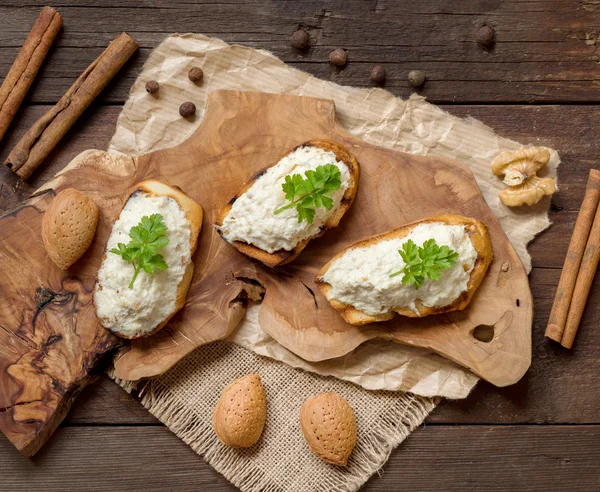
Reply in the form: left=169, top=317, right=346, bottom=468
left=491, top=147, right=556, bottom=207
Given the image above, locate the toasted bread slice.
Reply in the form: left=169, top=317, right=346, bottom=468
left=315, top=214, right=493, bottom=325
left=94, top=180, right=203, bottom=339
left=216, top=139, right=359, bottom=268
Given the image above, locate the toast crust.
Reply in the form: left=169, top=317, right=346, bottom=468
left=216, top=139, right=359, bottom=268
left=315, top=214, right=493, bottom=325
left=95, top=179, right=203, bottom=339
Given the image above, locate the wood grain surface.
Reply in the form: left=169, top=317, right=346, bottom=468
left=0, top=0, right=599, bottom=490
left=1, top=100, right=599, bottom=492
left=1, top=1, right=599, bottom=104
left=15, top=89, right=529, bottom=387
left=0, top=425, right=598, bottom=491
left=0, top=189, right=121, bottom=456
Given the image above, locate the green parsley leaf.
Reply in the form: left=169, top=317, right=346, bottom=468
left=390, top=238, right=459, bottom=289
left=110, top=214, right=170, bottom=289
left=273, top=164, right=342, bottom=224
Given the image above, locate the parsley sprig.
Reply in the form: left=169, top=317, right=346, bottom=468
left=110, top=214, right=169, bottom=289
left=273, top=164, right=342, bottom=224
left=390, top=238, right=459, bottom=289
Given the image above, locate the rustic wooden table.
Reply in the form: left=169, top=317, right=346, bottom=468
left=1, top=1, right=599, bottom=490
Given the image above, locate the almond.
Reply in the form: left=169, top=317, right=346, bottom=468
left=300, top=392, right=357, bottom=466
left=42, top=188, right=99, bottom=270
left=213, top=374, right=266, bottom=448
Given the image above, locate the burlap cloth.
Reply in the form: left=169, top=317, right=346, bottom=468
left=108, top=34, right=559, bottom=491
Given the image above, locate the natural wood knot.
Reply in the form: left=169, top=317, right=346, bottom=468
left=35, top=288, right=55, bottom=308
left=35, top=287, right=74, bottom=310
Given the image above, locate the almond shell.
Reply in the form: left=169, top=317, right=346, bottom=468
left=300, top=392, right=357, bottom=466
left=42, top=188, right=99, bottom=270
left=213, top=374, right=267, bottom=448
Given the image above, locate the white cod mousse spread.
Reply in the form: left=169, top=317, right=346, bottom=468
left=94, top=192, right=191, bottom=338
left=219, top=145, right=350, bottom=252
left=320, top=223, right=478, bottom=316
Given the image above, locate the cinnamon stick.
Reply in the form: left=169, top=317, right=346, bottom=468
left=545, top=169, right=600, bottom=342
left=5, top=32, right=138, bottom=181
left=0, top=6, right=62, bottom=144
left=561, top=201, right=600, bottom=349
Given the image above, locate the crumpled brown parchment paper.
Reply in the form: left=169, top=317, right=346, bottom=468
left=108, top=34, right=558, bottom=399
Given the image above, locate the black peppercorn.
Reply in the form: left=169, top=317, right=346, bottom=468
left=179, top=102, right=196, bottom=118
left=188, top=67, right=204, bottom=83
left=290, top=29, right=310, bottom=50
left=476, top=25, right=495, bottom=46
left=408, top=70, right=426, bottom=87
left=370, top=65, right=386, bottom=83
left=145, top=80, right=159, bottom=94
left=329, top=48, right=347, bottom=67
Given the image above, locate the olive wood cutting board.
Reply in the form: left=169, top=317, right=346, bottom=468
left=0, top=90, right=531, bottom=454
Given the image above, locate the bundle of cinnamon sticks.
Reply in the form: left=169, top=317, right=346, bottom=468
left=546, top=169, right=600, bottom=348
left=0, top=7, right=138, bottom=181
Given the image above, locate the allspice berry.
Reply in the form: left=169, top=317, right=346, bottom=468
left=329, top=48, right=347, bottom=67
left=291, top=28, right=310, bottom=49
left=179, top=102, right=196, bottom=118
left=476, top=25, right=495, bottom=46
left=145, top=80, right=159, bottom=95
left=188, top=67, right=204, bottom=83
left=370, top=65, right=386, bottom=83
left=408, top=70, right=426, bottom=87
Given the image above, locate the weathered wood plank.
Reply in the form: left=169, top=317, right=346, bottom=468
left=65, top=376, right=160, bottom=425
left=0, top=425, right=234, bottom=491
left=1, top=0, right=595, bottom=49
left=0, top=425, right=598, bottom=491
left=3, top=48, right=598, bottom=105
left=0, top=0, right=598, bottom=103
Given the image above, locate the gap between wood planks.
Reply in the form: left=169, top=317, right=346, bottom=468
left=9, top=101, right=600, bottom=107
left=59, top=421, right=600, bottom=427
